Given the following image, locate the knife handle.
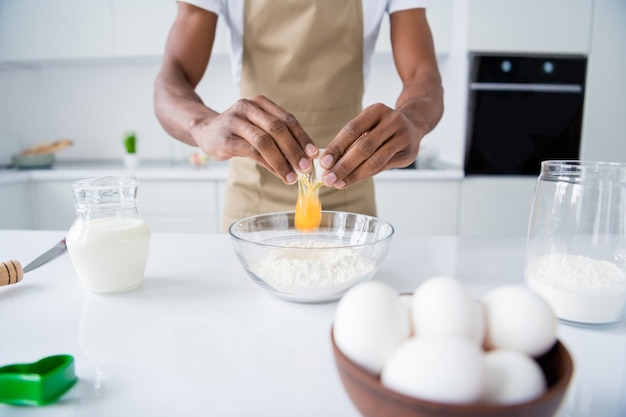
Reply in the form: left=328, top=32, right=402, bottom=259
left=1, top=260, right=24, bottom=286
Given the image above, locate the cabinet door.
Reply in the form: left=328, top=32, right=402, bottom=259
left=580, top=0, right=626, bottom=162
left=33, top=182, right=75, bottom=230
left=427, top=0, right=453, bottom=55
left=0, top=182, right=34, bottom=229
left=375, top=0, right=453, bottom=55
left=374, top=180, right=459, bottom=235
left=217, top=180, right=228, bottom=233
left=112, top=0, right=230, bottom=58
left=138, top=181, right=220, bottom=233
left=459, top=177, right=537, bottom=237
left=467, top=0, right=593, bottom=54
left=32, top=179, right=222, bottom=233
left=0, top=0, right=114, bottom=61
left=112, top=0, right=176, bottom=57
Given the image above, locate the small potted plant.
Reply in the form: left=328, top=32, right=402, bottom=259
left=123, top=131, right=139, bottom=169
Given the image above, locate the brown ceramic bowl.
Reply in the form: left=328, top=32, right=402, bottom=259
left=331, top=330, right=573, bottom=417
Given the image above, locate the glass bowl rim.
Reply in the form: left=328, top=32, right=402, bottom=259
left=228, top=210, right=395, bottom=250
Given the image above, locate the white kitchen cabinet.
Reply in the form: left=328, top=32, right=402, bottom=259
left=32, top=182, right=75, bottom=231
left=217, top=180, right=228, bottom=233
left=426, top=0, right=454, bottom=55
left=0, top=24, right=5, bottom=63
left=138, top=181, right=220, bottom=233
left=467, top=0, right=593, bottom=54
left=112, top=0, right=176, bottom=57
left=31, top=176, right=463, bottom=235
left=0, top=181, right=34, bottom=229
left=18, top=169, right=545, bottom=237
left=0, top=0, right=115, bottom=61
left=458, top=177, right=537, bottom=237
left=375, top=0, right=453, bottom=55
left=374, top=179, right=460, bottom=235
left=113, top=0, right=230, bottom=57
left=0, top=0, right=179, bottom=61
left=0, top=0, right=243, bottom=63
left=580, top=0, right=626, bottom=163
left=32, top=179, right=222, bottom=233
left=113, top=1, right=249, bottom=57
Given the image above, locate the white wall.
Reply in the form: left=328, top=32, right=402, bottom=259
left=0, top=0, right=469, bottom=168
left=0, top=51, right=466, bottom=167
left=1, top=0, right=623, bottom=167
left=0, top=55, right=238, bottom=164
left=579, top=0, right=626, bottom=162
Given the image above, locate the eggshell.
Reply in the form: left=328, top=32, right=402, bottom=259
left=482, top=285, right=557, bottom=357
left=313, top=149, right=325, bottom=183
left=482, top=349, right=547, bottom=404
left=411, top=276, right=485, bottom=344
left=381, top=336, right=486, bottom=404
left=333, top=281, right=411, bottom=375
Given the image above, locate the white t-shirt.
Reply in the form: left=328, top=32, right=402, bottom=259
left=178, top=0, right=428, bottom=86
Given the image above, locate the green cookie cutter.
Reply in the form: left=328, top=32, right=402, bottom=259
left=0, top=354, right=78, bottom=406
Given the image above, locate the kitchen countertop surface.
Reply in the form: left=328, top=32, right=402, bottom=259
left=0, top=230, right=624, bottom=416
left=0, top=159, right=465, bottom=185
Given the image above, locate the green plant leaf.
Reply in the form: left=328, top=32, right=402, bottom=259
left=124, top=132, right=136, bottom=154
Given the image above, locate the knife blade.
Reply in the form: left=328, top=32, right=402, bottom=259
left=1, top=238, right=67, bottom=286
left=23, top=238, right=67, bottom=273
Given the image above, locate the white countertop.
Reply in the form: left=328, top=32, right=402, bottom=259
left=0, top=159, right=464, bottom=185
left=1, top=230, right=624, bottom=416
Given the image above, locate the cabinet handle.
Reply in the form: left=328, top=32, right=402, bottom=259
left=470, top=82, right=582, bottom=93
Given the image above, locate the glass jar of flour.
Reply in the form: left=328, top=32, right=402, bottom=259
left=525, top=161, right=626, bottom=327
left=66, top=175, right=151, bottom=293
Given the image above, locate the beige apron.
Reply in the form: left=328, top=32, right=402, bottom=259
left=222, top=0, right=377, bottom=231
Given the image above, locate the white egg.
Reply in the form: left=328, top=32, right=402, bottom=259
left=381, top=336, right=486, bottom=404
left=411, top=276, right=485, bottom=344
left=482, top=285, right=557, bottom=357
left=333, top=280, right=411, bottom=375
left=482, top=349, right=547, bottom=404
left=398, top=293, right=415, bottom=336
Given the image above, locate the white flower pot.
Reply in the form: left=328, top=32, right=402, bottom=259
left=124, top=154, right=140, bottom=170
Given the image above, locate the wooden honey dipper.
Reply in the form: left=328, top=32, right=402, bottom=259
left=0, top=239, right=67, bottom=287
left=0, top=260, right=24, bottom=286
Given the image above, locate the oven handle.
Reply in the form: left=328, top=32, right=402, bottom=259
left=470, top=82, right=582, bottom=93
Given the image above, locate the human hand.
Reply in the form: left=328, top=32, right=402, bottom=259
left=191, top=95, right=318, bottom=184
left=320, top=103, right=425, bottom=188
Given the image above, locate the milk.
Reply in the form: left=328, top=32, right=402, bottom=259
left=67, top=217, right=150, bottom=293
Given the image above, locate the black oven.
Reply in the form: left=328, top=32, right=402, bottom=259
left=464, top=55, right=587, bottom=175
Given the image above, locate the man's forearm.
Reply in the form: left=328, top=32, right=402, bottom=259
left=396, top=69, right=444, bottom=137
left=154, top=71, right=218, bottom=147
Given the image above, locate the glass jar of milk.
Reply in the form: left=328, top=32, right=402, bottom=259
left=67, top=175, right=150, bottom=293
left=525, top=161, right=626, bottom=327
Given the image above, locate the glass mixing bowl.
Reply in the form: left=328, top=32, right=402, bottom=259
left=229, top=211, right=395, bottom=303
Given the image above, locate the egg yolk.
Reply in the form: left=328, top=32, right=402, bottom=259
left=295, top=174, right=322, bottom=232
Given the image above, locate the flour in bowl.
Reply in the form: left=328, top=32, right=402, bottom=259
left=250, top=240, right=376, bottom=291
